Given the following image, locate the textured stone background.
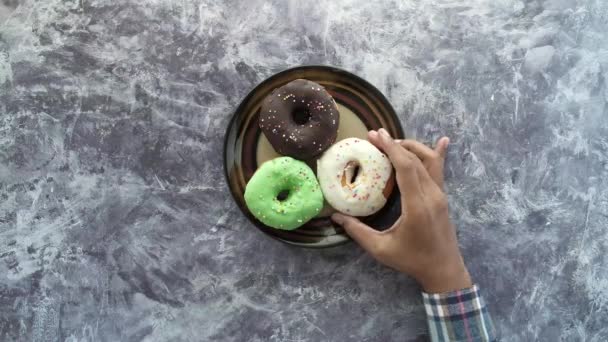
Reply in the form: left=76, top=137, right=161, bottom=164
left=1, top=0, right=607, bottom=341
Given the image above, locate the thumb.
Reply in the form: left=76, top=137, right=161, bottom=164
left=332, top=213, right=383, bottom=255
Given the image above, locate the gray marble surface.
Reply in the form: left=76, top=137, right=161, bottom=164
left=1, top=0, right=607, bottom=341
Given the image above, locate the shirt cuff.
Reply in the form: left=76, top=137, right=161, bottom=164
left=422, top=284, right=496, bottom=342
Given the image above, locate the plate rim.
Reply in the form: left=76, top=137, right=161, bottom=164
left=223, top=64, right=403, bottom=248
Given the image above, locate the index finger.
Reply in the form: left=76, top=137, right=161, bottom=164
left=371, top=130, right=425, bottom=204
left=397, top=139, right=436, bottom=161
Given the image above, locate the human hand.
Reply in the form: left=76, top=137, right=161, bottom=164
left=395, top=136, right=449, bottom=190
left=331, top=129, right=471, bottom=293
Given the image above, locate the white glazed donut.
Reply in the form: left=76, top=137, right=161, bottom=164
left=317, top=137, right=393, bottom=216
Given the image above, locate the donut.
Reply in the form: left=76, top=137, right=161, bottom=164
left=317, top=138, right=394, bottom=216
left=244, top=156, right=324, bottom=230
left=259, top=79, right=339, bottom=160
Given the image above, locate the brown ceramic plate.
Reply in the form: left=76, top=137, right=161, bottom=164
left=224, top=65, right=404, bottom=248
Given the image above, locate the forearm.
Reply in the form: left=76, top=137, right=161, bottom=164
left=423, top=285, right=496, bottom=342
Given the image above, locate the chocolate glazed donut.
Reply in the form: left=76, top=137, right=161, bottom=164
left=259, top=79, right=339, bottom=160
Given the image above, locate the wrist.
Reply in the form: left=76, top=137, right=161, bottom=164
left=418, top=260, right=472, bottom=294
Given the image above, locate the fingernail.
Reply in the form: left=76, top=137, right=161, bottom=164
left=394, top=139, right=402, bottom=143
left=369, top=130, right=378, bottom=139
left=438, top=137, right=450, bottom=148
left=379, top=128, right=390, bottom=138
left=331, top=213, right=345, bottom=225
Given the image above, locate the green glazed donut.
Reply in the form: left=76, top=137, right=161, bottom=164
left=244, top=157, right=323, bottom=230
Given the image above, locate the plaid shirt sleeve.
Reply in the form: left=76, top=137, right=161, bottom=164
left=422, top=284, right=496, bottom=342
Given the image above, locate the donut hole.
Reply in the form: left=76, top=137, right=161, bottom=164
left=350, top=165, right=360, bottom=183
left=276, top=189, right=290, bottom=201
left=341, top=161, right=361, bottom=187
left=292, top=107, right=312, bottom=125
